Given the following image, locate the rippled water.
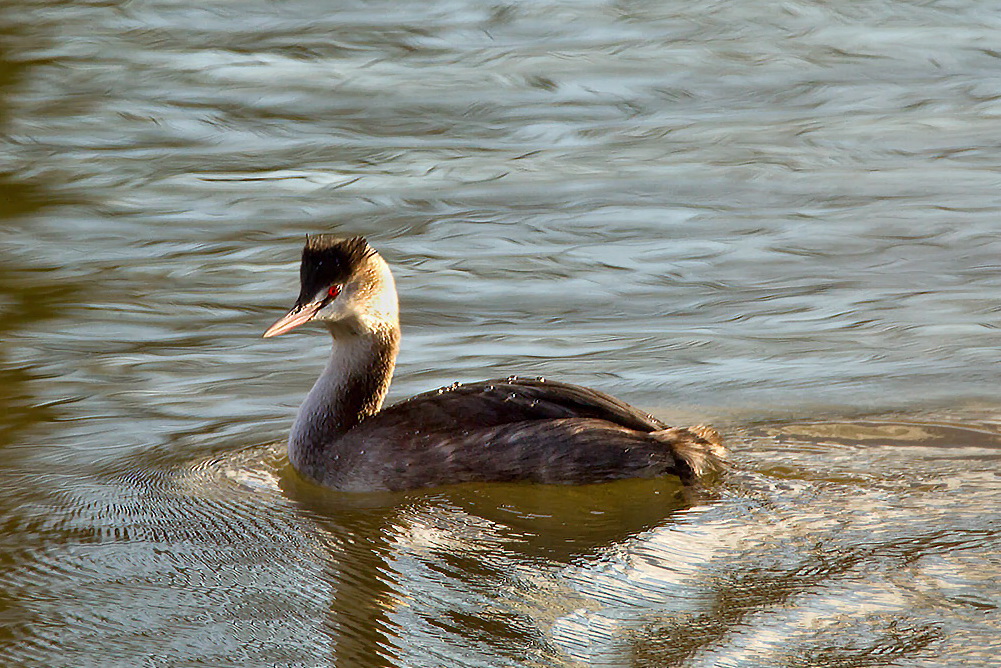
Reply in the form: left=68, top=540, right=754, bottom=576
left=1, top=1, right=1000, bottom=666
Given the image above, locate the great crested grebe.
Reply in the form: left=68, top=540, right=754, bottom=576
left=264, top=235, right=725, bottom=492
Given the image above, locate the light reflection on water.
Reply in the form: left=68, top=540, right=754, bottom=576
left=1, top=0, right=1000, bottom=665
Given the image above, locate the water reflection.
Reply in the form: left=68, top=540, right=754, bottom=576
left=0, top=34, right=63, bottom=449
left=282, top=472, right=696, bottom=666
left=0, top=267, right=73, bottom=447
left=0, top=47, right=90, bottom=663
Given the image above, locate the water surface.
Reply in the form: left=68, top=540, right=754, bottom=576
left=1, top=1, right=999, bottom=666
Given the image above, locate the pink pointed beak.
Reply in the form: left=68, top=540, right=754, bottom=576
left=263, top=301, right=324, bottom=338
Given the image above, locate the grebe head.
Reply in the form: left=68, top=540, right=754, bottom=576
left=263, top=235, right=398, bottom=339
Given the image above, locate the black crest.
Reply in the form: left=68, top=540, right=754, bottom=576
left=296, top=235, right=374, bottom=305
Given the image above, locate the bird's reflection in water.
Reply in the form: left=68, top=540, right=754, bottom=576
left=281, top=471, right=700, bottom=666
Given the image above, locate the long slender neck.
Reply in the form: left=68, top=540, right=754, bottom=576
left=288, top=323, right=399, bottom=482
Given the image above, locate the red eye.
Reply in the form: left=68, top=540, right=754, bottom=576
left=327, top=285, right=341, bottom=299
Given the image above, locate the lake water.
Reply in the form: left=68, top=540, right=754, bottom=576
left=1, top=1, right=999, bottom=666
